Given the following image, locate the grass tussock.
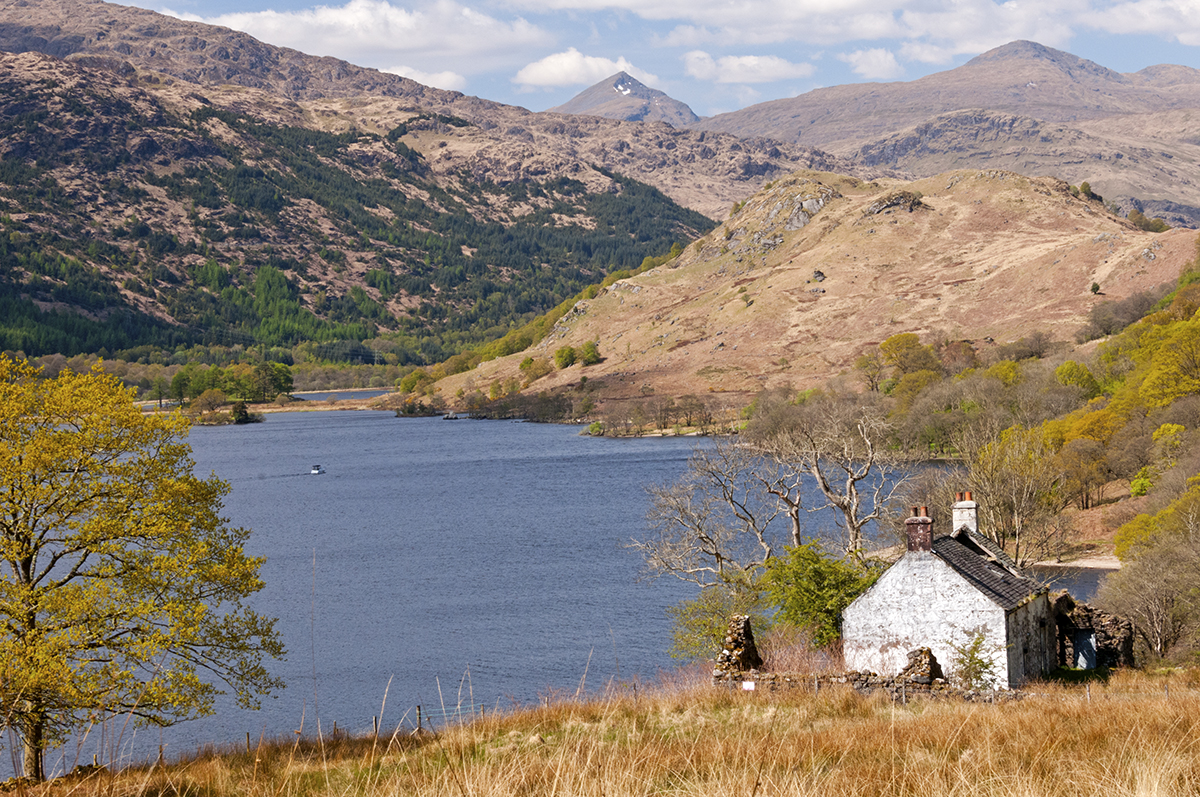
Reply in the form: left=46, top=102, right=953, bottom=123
left=18, top=669, right=1200, bottom=797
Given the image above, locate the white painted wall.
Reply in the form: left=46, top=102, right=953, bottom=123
left=843, top=552, right=1010, bottom=687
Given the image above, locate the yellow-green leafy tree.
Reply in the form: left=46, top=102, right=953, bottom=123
left=1140, top=320, right=1200, bottom=407
left=878, top=333, right=940, bottom=377
left=0, top=358, right=284, bottom=781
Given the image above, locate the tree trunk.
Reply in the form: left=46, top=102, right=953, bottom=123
left=22, top=713, right=44, bottom=782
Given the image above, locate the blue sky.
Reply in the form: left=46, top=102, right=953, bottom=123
left=126, top=0, right=1200, bottom=118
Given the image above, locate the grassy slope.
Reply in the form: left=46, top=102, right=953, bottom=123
left=34, top=670, right=1200, bottom=796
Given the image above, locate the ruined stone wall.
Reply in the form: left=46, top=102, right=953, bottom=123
left=842, top=552, right=1009, bottom=685
left=712, top=670, right=1019, bottom=703
left=1053, top=594, right=1135, bottom=669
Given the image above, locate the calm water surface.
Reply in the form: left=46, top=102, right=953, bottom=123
left=53, top=412, right=702, bottom=773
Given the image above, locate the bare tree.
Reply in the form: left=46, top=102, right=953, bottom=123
left=953, top=423, right=1065, bottom=566
left=633, top=440, right=786, bottom=588
left=1098, top=514, right=1200, bottom=660
left=748, top=394, right=911, bottom=559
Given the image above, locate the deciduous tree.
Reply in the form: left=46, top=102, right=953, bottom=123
left=954, top=423, right=1063, bottom=566
left=1099, top=524, right=1200, bottom=660
left=0, top=357, right=283, bottom=781
left=750, top=394, right=911, bottom=558
left=634, top=441, right=782, bottom=588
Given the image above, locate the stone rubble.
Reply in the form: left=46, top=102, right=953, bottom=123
left=712, top=614, right=763, bottom=678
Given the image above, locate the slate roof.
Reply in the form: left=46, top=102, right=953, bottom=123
left=931, top=529, right=1044, bottom=611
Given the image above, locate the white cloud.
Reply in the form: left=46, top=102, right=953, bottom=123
left=383, top=65, right=468, bottom=90
left=838, top=47, right=905, bottom=78
left=684, top=51, right=815, bottom=82
left=158, top=0, right=553, bottom=75
left=1089, top=0, right=1200, bottom=45
left=503, top=0, right=1096, bottom=58
left=898, top=41, right=955, bottom=64
left=658, top=25, right=717, bottom=47
left=513, top=48, right=658, bottom=87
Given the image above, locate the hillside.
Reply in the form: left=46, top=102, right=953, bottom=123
left=546, top=72, right=700, bottom=126
left=0, top=51, right=716, bottom=360
left=693, top=41, right=1200, bottom=226
left=440, top=167, right=1196, bottom=410
left=0, top=0, right=869, bottom=221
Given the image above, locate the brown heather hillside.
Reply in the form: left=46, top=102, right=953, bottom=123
left=439, top=168, right=1197, bottom=411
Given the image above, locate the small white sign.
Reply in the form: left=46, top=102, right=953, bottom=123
left=742, top=681, right=755, bottom=691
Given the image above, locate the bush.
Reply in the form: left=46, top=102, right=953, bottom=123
left=579, top=341, right=601, bottom=366
left=764, top=544, right=880, bottom=647
left=666, top=582, right=769, bottom=662
left=1129, top=208, right=1169, bottom=232
left=947, top=628, right=1001, bottom=690
left=554, top=346, right=577, bottom=369
left=230, top=400, right=251, bottom=424
left=194, top=388, right=227, bottom=414
left=519, top=357, right=553, bottom=384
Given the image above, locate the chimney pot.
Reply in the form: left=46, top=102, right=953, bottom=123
left=905, top=513, right=933, bottom=552
left=952, top=491, right=979, bottom=534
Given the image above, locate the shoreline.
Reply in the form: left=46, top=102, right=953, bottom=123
left=1032, top=555, right=1121, bottom=570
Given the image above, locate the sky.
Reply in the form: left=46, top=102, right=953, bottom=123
left=124, top=0, right=1200, bottom=118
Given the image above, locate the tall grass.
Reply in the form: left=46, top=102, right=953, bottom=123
left=22, top=669, right=1200, bottom=796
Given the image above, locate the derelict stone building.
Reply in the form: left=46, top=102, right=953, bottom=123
left=842, top=494, right=1056, bottom=689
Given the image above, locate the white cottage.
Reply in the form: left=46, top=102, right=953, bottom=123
left=842, top=494, right=1056, bottom=689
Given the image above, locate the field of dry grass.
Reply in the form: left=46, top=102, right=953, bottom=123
left=21, top=668, right=1200, bottom=797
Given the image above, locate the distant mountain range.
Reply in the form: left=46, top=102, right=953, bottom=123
left=0, top=0, right=860, bottom=221
left=0, top=0, right=875, bottom=361
left=549, top=42, right=1200, bottom=226
left=546, top=72, right=699, bottom=127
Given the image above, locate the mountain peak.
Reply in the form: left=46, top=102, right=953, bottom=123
left=965, top=40, right=1125, bottom=83
left=546, top=73, right=700, bottom=126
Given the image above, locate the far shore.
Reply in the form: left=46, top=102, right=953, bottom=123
left=1033, top=555, right=1121, bottom=570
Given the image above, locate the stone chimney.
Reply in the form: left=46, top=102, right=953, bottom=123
left=952, top=491, right=978, bottom=534
left=905, top=506, right=932, bottom=552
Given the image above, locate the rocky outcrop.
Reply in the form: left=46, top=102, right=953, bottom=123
left=862, top=190, right=925, bottom=216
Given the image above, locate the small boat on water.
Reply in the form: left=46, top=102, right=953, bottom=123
left=310, top=464, right=325, bottom=475
left=442, top=412, right=460, bottom=420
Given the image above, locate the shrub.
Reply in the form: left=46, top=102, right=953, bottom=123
left=194, top=388, right=227, bottom=414
left=520, top=357, right=553, bottom=384
left=764, top=544, right=880, bottom=647
left=947, top=628, right=1000, bottom=690
left=579, top=341, right=601, bottom=366
left=554, top=346, right=577, bottom=369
